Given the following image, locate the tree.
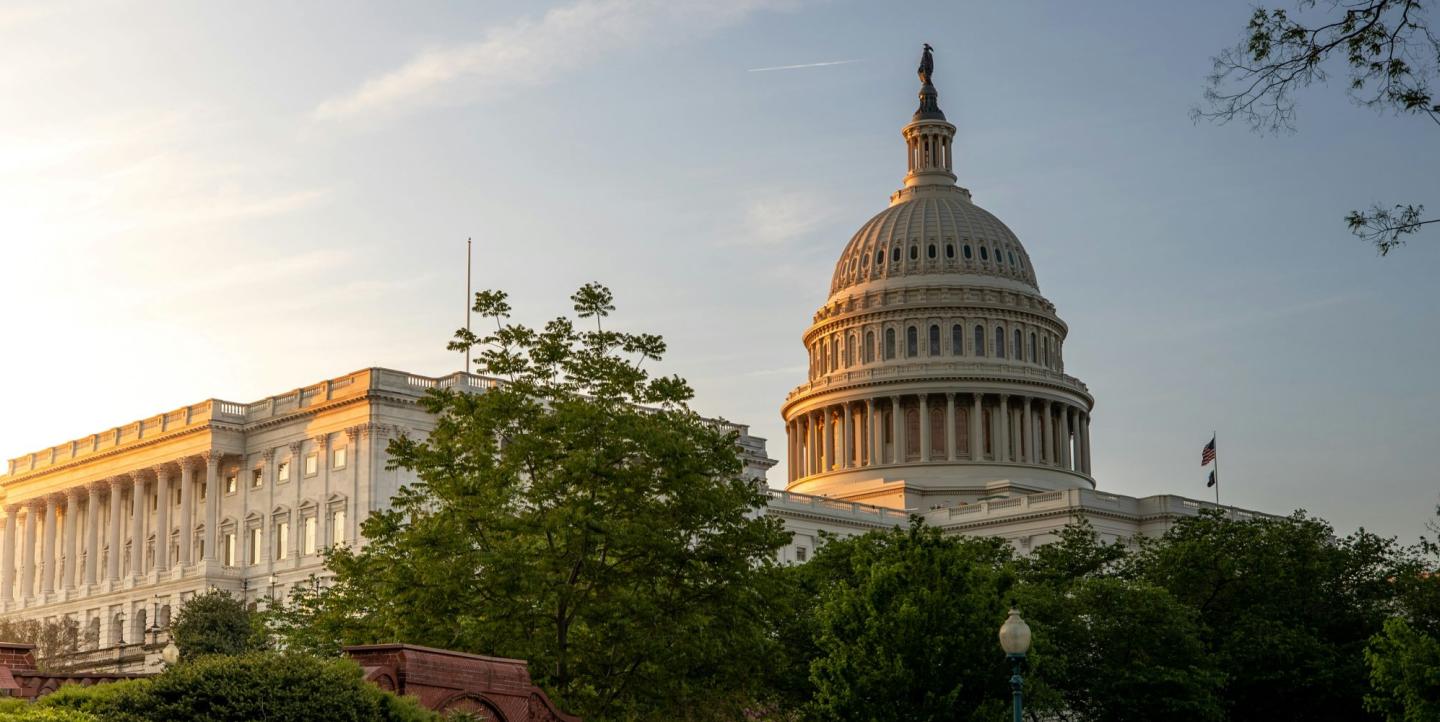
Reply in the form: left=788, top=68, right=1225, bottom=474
left=272, top=284, right=790, bottom=721
left=1363, top=504, right=1440, bottom=720
left=1197, top=0, right=1440, bottom=253
left=1012, top=522, right=1225, bottom=722
left=0, top=617, right=80, bottom=672
left=803, top=521, right=1016, bottom=722
left=169, top=590, right=267, bottom=660
left=1130, top=510, right=1403, bottom=722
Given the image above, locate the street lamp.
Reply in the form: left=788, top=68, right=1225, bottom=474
left=998, top=608, right=1032, bottom=722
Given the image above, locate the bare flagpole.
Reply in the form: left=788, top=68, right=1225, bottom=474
left=464, top=238, right=472, bottom=375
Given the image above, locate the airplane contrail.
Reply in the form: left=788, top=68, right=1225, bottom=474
left=747, top=59, right=863, bottom=72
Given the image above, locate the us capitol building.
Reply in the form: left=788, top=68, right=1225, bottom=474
left=0, top=50, right=1261, bottom=668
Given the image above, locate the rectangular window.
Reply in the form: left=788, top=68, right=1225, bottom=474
left=331, top=510, right=347, bottom=546
left=277, top=461, right=290, bottom=483
left=248, top=527, right=261, bottom=565
left=225, top=474, right=237, bottom=495
left=332, top=447, right=347, bottom=469
left=305, top=453, right=318, bottom=476
left=303, top=517, right=317, bottom=556
left=223, top=533, right=236, bottom=567
left=796, top=546, right=808, bottom=562
left=251, top=468, right=263, bottom=489
left=276, top=522, right=289, bottom=560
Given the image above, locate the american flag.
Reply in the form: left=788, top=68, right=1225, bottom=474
left=1201, top=437, right=1216, bottom=466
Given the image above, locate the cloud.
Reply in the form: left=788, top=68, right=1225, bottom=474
left=741, top=191, right=839, bottom=246
left=313, top=0, right=803, bottom=121
left=747, top=59, right=861, bottom=72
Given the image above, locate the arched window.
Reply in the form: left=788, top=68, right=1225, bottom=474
left=1043, top=336, right=1051, bottom=367
left=1029, top=332, right=1037, bottom=363
left=951, top=324, right=963, bottom=355
left=891, top=246, right=901, bottom=262
left=820, top=343, right=828, bottom=373
left=1014, top=329, right=1023, bottom=360
left=945, top=243, right=955, bottom=259
left=930, top=407, right=946, bottom=456
left=830, top=337, right=839, bottom=371
left=905, top=408, right=921, bottom=460
left=963, top=244, right=973, bottom=259
left=885, top=328, right=896, bottom=359
left=980, top=246, right=989, bottom=261
left=995, top=327, right=1006, bottom=359
left=906, top=326, right=918, bottom=357
left=955, top=407, right=970, bottom=457
left=909, top=245, right=919, bottom=261
left=928, top=325, right=941, bottom=356
left=927, top=244, right=937, bottom=259
left=846, top=334, right=856, bottom=366
left=865, top=330, right=875, bottom=363
left=974, top=325, right=986, bottom=357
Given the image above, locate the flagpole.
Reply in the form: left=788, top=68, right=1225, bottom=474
left=1212, top=430, right=1220, bottom=507
left=464, top=238, right=472, bottom=375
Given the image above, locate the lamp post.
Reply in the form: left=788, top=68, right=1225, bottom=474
left=998, top=608, right=1032, bottom=722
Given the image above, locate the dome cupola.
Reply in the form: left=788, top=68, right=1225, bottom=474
left=779, top=46, right=1095, bottom=511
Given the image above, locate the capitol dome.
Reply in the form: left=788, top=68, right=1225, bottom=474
left=780, top=47, right=1094, bottom=511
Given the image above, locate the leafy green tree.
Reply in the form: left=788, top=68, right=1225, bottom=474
left=1130, top=510, right=1403, bottom=722
left=272, top=284, right=790, bottom=721
left=0, top=617, right=81, bottom=672
left=1197, top=0, right=1440, bottom=253
left=1364, top=504, right=1440, bottom=720
left=169, top=590, right=267, bottom=660
left=803, top=521, right=1015, bottom=722
left=1012, top=521, right=1224, bottom=722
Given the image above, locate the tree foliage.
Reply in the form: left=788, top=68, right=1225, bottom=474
left=1363, top=505, right=1440, bottom=720
left=272, top=284, right=789, bottom=721
left=0, top=617, right=80, bottom=672
left=38, top=653, right=435, bottom=722
left=168, top=590, right=267, bottom=660
left=1198, top=0, right=1440, bottom=253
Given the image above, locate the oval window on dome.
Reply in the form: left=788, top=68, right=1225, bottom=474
left=1008, top=251, right=1016, bottom=266
left=945, top=243, right=955, bottom=259
left=980, top=247, right=989, bottom=261
left=875, top=250, right=884, bottom=265
left=927, top=244, right=936, bottom=259
left=891, top=246, right=901, bottom=263
left=909, top=245, right=918, bottom=261
left=963, top=245, right=973, bottom=260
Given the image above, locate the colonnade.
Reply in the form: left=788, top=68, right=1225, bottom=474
left=786, top=392, right=1091, bottom=482
left=0, top=452, right=226, bottom=605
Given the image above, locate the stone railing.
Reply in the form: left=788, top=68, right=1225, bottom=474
left=765, top=489, right=911, bottom=524
left=3, top=368, right=504, bottom=478
left=784, top=360, right=1089, bottom=402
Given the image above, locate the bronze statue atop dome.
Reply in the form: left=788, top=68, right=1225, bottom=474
left=913, top=43, right=945, bottom=121
left=918, top=43, right=934, bottom=85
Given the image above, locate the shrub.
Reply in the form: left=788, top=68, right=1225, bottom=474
left=39, top=653, right=438, bottom=722
left=168, top=590, right=266, bottom=660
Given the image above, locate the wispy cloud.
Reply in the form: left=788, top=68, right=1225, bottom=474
left=313, top=0, right=804, bottom=121
left=740, top=191, right=838, bottom=246
left=747, top=58, right=861, bottom=72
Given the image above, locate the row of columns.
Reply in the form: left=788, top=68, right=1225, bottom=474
left=785, top=392, right=1091, bottom=482
left=0, top=452, right=225, bottom=604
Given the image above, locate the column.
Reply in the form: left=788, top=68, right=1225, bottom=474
left=64, top=489, right=81, bottom=589
left=919, top=395, right=931, bottom=462
left=178, top=459, right=195, bottom=566
left=1060, top=406, right=1073, bottom=470
left=866, top=399, right=878, bottom=466
left=997, top=395, right=1011, bottom=463
left=842, top=404, right=854, bottom=469
left=84, top=483, right=100, bottom=586
left=107, top=477, right=123, bottom=581
left=1080, top=414, right=1092, bottom=474
left=154, top=466, right=171, bottom=573
left=1022, top=398, right=1035, bottom=464
left=889, top=396, right=902, bottom=464
left=21, top=501, right=38, bottom=601
left=821, top=408, right=834, bottom=472
left=40, top=495, right=57, bottom=595
left=970, top=394, right=983, bottom=460
left=1042, top=402, right=1054, bottom=466
left=204, top=452, right=221, bottom=561
left=1, top=505, right=17, bottom=603
left=129, top=474, right=145, bottom=579
left=944, top=394, right=956, bottom=461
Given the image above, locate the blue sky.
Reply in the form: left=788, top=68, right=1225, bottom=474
left=1, top=1, right=1436, bottom=541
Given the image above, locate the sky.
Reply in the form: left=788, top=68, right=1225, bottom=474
left=1, top=1, right=1436, bottom=542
